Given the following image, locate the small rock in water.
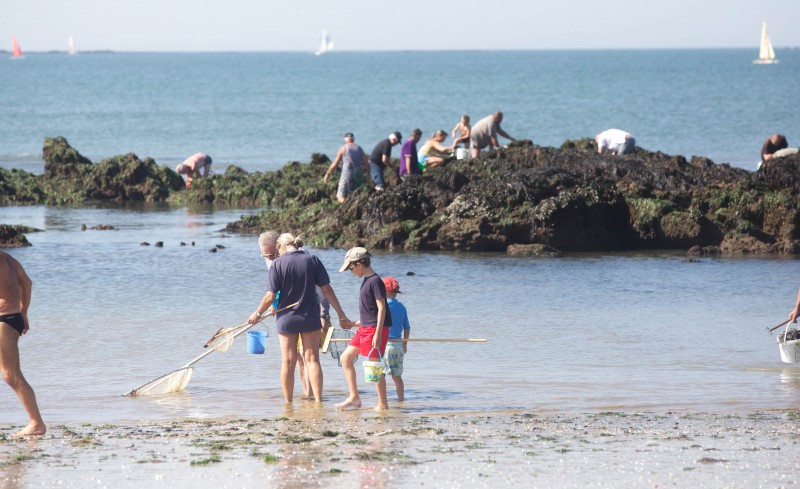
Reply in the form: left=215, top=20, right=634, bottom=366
left=81, top=224, right=87, bottom=231
left=154, top=241, right=163, bottom=248
left=215, top=244, right=225, bottom=249
left=179, top=242, right=186, bottom=246
left=406, top=271, right=415, bottom=276
left=209, top=247, right=217, bottom=253
left=192, top=241, right=196, bottom=246
left=140, top=242, right=150, bottom=246
left=91, top=224, right=116, bottom=230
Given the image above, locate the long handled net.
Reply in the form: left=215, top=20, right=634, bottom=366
left=203, top=302, right=299, bottom=352
left=324, top=328, right=355, bottom=367
left=124, top=303, right=299, bottom=397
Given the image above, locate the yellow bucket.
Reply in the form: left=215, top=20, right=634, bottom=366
left=362, top=348, right=384, bottom=383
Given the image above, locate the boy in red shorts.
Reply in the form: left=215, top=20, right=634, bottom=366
left=336, top=247, right=392, bottom=411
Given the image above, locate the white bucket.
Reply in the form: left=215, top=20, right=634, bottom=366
left=778, top=338, right=799, bottom=363
left=456, top=148, right=468, bottom=160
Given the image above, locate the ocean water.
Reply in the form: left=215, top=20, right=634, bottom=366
left=2, top=50, right=800, bottom=425
left=1, top=205, right=800, bottom=424
left=1, top=49, right=798, bottom=174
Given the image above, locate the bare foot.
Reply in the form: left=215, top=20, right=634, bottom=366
left=335, top=398, right=362, bottom=410
left=373, top=404, right=389, bottom=412
left=12, top=422, right=46, bottom=438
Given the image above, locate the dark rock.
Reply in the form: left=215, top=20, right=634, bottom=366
left=0, top=224, right=38, bottom=248
left=209, top=247, right=217, bottom=253
left=154, top=241, right=163, bottom=247
left=180, top=242, right=186, bottom=246
left=140, top=242, right=150, bottom=246
left=215, top=244, right=225, bottom=249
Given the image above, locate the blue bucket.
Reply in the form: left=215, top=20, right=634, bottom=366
left=247, top=330, right=267, bottom=354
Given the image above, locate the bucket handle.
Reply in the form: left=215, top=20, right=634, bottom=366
left=781, top=322, right=792, bottom=345
left=366, top=347, right=384, bottom=363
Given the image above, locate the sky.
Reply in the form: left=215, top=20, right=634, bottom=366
left=2, top=0, right=800, bottom=52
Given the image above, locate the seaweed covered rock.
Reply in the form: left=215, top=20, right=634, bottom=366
left=0, top=224, right=41, bottom=248
left=40, top=137, right=184, bottom=204
left=226, top=143, right=800, bottom=255
left=43, top=136, right=93, bottom=179
left=0, top=168, right=46, bottom=204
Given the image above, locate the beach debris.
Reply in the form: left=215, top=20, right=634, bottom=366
left=778, top=329, right=800, bottom=342
left=140, top=242, right=150, bottom=246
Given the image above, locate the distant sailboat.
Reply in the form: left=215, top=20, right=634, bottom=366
left=314, top=30, right=334, bottom=56
left=11, top=36, right=23, bottom=59
left=68, top=36, right=77, bottom=56
left=753, top=21, right=778, bottom=64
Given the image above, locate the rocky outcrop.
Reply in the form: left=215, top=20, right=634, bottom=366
left=1, top=137, right=185, bottom=205
left=0, top=225, right=41, bottom=248
left=5, top=137, right=800, bottom=255
left=227, top=140, right=800, bottom=255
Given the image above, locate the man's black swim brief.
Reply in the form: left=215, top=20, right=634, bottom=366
left=0, top=313, right=25, bottom=335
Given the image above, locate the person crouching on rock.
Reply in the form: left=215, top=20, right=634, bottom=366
left=595, top=129, right=635, bottom=156
left=176, top=153, right=212, bottom=189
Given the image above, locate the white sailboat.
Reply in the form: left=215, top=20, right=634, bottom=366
left=67, top=35, right=77, bottom=56
left=314, top=30, right=334, bottom=56
left=752, top=21, right=778, bottom=64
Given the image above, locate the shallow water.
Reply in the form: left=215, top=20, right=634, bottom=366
left=1, top=205, right=799, bottom=424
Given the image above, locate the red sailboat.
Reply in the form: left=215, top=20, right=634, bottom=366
left=11, top=36, right=24, bottom=59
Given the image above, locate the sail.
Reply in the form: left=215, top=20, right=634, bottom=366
left=315, top=30, right=333, bottom=55
left=11, top=36, right=23, bottom=58
left=754, top=21, right=778, bottom=64
left=68, top=36, right=77, bottom=56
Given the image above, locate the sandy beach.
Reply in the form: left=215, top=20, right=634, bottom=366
left=2, top=408, right=798, bottom=488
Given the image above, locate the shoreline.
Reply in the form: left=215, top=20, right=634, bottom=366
left=2, top=409, right=798, bottom=488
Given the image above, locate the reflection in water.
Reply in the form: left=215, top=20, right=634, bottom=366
left=779, top=368, right=800, bottom=404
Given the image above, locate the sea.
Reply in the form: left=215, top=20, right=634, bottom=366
left=1, top=50, right=800, bottom=425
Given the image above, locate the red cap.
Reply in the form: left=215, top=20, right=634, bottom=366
left=382, top=277, right=400, bottom=293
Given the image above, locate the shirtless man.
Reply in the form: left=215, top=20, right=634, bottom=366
left=0, top=251, right=46, bottom=437
left=175, top=153, right=213, bottom=189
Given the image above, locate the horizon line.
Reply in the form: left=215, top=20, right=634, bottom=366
left=2, top=46, right=797, bottom=55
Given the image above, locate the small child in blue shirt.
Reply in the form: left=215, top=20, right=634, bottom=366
left=382, top=277, right=410, bottom=401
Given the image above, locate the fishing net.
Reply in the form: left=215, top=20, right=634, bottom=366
left=124, top=367, right=193, bottom=397
left=206, top=329, right=236, bottom=352
left=326, top=328, right=355, bottom=367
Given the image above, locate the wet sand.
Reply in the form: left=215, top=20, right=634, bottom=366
left=2, top=408, right=799, bottom=488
